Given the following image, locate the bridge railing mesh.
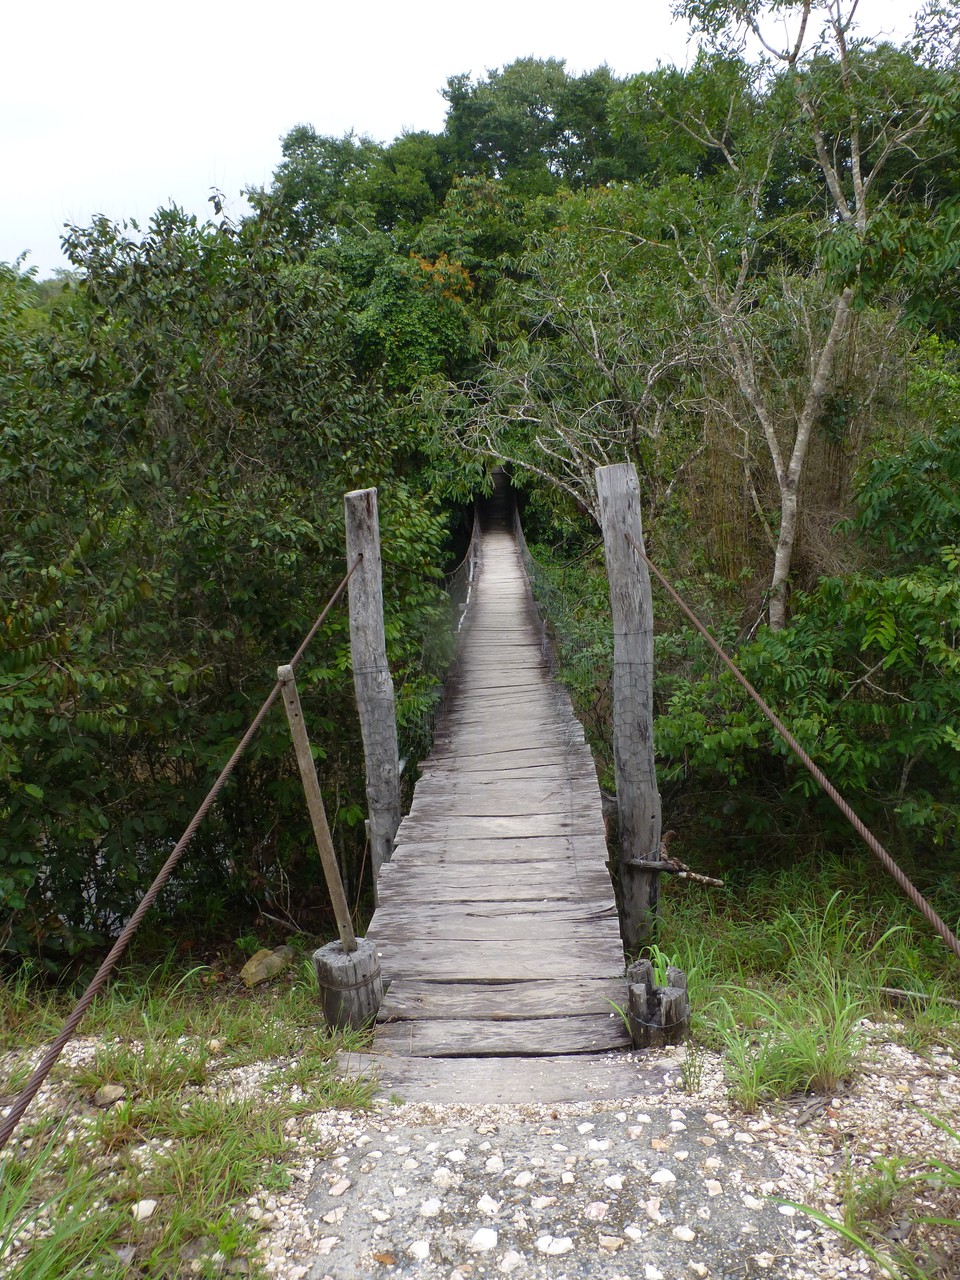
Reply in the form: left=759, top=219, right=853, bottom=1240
left=511, top=504, right=614, bottom=782
left=397, top=505, right=483, bottom=774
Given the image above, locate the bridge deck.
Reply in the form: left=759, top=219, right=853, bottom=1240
left=365, top=495, right=630, bottom=1076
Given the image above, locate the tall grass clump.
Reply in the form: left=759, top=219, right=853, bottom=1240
left=657, top=858, right=957, bottom=1108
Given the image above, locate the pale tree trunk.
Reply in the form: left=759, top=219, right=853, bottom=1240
left=767, top=286, right=853, bottom=630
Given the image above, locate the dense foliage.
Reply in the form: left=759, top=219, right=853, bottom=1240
left=4, top=0, right=959, bottom=966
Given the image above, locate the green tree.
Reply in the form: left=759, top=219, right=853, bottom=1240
left=0, top=207, right=448, bottom=963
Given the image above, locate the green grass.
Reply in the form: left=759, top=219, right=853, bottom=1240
left=0, top=956, right=375, bottom=1278
left=658, top=861, right=959, bottom=1108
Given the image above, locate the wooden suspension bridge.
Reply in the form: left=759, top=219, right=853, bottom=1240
left=322, top=470, right=682, bottom=1103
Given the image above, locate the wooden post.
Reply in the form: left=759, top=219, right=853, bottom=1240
left=277, top=665, right=357, bottom=954
left=344, top=488, right=401, bottom=898
left=596, top=463, right=661, bottom=952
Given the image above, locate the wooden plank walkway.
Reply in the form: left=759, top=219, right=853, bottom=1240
left=360, top=489, right=631, bottom=1095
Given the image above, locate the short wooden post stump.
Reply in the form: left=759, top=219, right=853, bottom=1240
left=625, top=959, right=690, bottom=1049
left=313, top=937, right=383, bottom=1031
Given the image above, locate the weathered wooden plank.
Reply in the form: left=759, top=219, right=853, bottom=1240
left=337, top=1052, right=658, bottom=1104
left=376, top=1014, right=630, bottom=1057
left=378, top=978, right=628, bottom=1021
left=373, top=938, right=626, bottom=981
left=376, top=865, right=600, bottom=902
left=367, top=915, right=619, bottom=944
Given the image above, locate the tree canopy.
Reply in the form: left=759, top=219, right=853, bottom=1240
left=4, top=4, right=960, bottom=965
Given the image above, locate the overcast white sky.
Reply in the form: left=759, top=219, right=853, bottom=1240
left=3, top=0, right=922, bottom=277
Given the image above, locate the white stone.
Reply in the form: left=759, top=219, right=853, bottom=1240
left=778, top=1204, right=796, bottom=1217
left=673, top=1225, right=696, bottom=1242
left=409, top=1241, right=430, bottom=1261
left=402, top=1158, right=419, bottom=1171
left=742, top=1195, right=763, bottom=1210
left=446, top=1149, right=466, bottom=1163
left=433, top=1167, right=455, bottom=1189
left=588, top=1137, right=611, bottom=1151
left=561, top=1171, right=575, bottom=1185
left=536, top=1236, right=574, bottom=1255
left=315, top=1238, right=338, bottom=1255
left=651, top=1169, right=677, bottom=1185
left=604, top=1174, right=624, bottom=1190
left=599, top=1234, right=623, bottom=1251
left=370, top=1209, right=390, bottom=1223
left=644, top=1266, right=664, bottom=1280
left=689, top=1265, right=709, bottom=1277
left=530, top=1195, right=556, bottom=1209
left=328, top=1178, right=351, bottom=1197
left=420, top=1198, right=441, bottom=1218
left=645, top=1197, right=665, bottom=1224
left=477, top=1194, right=500, bottom=1216
left=499, top=1251, right=523, bottom=1273
left=753, top=1253, right=776, bottom=1269
left=705, top=1180, right=723, bottom=1196
left=577, top=1122, right=595, bottom=1134
left=131, top=1200, right=157, bottom=1222
left=670, top=1121, right=688, bottom=1132
left=624, top=1225, right=645, bottom=1243
left=513, top=1170, right=534, bottom=1188
left=470, top=1228, right=498, bottom=1252
left=584, top=1201, right=609, bottom=1221
left=486, top=1155, right=504, bottom=1173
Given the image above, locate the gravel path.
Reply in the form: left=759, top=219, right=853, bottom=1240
left=256, top=1031, right=959, bottom=1280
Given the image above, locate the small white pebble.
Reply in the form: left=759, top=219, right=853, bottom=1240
left=577, top=1122, right=595, bottom=1134
left=477, top=1194, right=500, bottom=1216
left=408, top=1241, right=429, bottom=1261
left=536, top=1236, right=574, bottom=1255
left=486, top=1155, right=504, bottom=1173
left=470, top=1227, right=498, bottom=1252
left=651, top=1169, right=677, bottom=1185
left=420, top=1198, right=441, bottom=1218
left=673, top=1225, right=696, bottom=1242
left=645, top=1266, right=664, bottom=1280
left=513, top=1170, right=534, bottom=1188
left=604, top=1174, right=624, bottom=1190
left=499, top=1251, right=522, bottom=1273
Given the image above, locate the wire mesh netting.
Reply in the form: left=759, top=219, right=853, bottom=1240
left=396, top=505, right=484, bottom=776
left=511, top=505, right=615, bottom=787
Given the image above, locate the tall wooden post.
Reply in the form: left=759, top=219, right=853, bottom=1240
left=596, top=463, right=661, bottom=952
left=345, top=488, right=401, bottom=899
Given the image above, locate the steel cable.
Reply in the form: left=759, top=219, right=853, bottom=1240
left=0, top=557, right=361, bottom=1151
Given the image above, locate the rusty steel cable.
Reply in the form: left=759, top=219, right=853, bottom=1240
left=625, top=531, right=960, bottom=965
left=0, top=557, right=361, bottom=1152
